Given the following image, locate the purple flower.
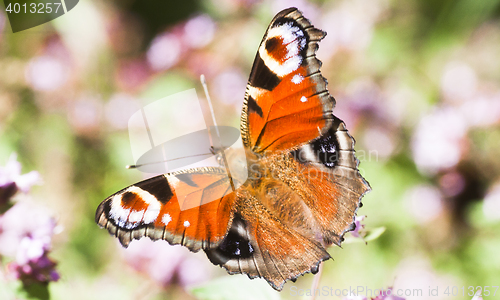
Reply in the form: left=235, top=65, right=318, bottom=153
left=147, top=33, right=182, bottom=71
left=351, top=215, right=366, bottom=238
left=8, top=252, right=60, bottom=285
left=183, top=15, right=216, bottom=49
left=0, top=155, right=58, bottom=287
left=0, top=202, right=55, bottom=256
left=0, top=202, right=59, bottom=285
left=0, top=154, right=41, bottom=207
left=25, top=55, right=69, bottom=91
left=411, top=107, right=467, bottom=174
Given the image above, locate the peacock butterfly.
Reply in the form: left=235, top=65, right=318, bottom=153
left=95, top=7, right=371, bottom=291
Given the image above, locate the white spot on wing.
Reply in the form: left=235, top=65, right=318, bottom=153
left=162, top=213, right=172, bottom=225
left=298, top=144, right=319, bottom=164
left=128, top=210, right=143, bottom=223
left=247, top=86, right=266, bottom=100
left=300, top=96, right=307, bottom=102
left=292, top=74, right=303, bottom=84
left=306, top=144, right=319, bottom=162
left=143, top=206, right=160, bottom=224
left=184, top=220, right=190, bottom=227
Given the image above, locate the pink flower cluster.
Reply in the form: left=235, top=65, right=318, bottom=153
left=0, top=155, right=59, bottom=286
left=0, top=154, right=40, bottom=208
left=351, top=215, right=366, bottom=238
left=146, top=14, right=216, bottom=72
left=8, top=243, right=60, bottom=285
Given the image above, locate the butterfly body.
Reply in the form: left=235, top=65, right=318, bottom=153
left=96, top=7, right=370, bottom=291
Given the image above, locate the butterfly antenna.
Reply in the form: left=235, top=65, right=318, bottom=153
left=200, top=74, right=236, bottom=191
left=126, top=153, right=213, bottom=169
left=201, top=74, right=218, bottom=149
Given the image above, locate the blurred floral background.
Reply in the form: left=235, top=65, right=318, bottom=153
left=1, top=0, right=500, bottom=299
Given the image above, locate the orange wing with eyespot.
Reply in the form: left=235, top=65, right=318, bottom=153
left=95, top=167, right=236, bottom=252
left=240, top=7, right=334, bottom=154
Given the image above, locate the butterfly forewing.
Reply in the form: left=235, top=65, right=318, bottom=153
left=241, top=8, right=334, bottom=154
left=95, top=167, right=236, bottom=252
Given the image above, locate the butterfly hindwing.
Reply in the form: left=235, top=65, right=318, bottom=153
left=205, top=118, right=370, bottom=290
left=206, top=193, right=332, bottom=291
left=95, top=167, right=236, bottom=252
left=241, top=7, right=334, bottom=154
left=286, top=117, right=371, bottom=245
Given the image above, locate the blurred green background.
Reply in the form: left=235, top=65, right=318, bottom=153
left=1, top=0, right=500, bottom=299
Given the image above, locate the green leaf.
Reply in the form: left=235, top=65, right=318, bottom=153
left=364, top=227, right=387, bottom=242
left=189, top=276, right=281, bottom=300
left=16, top=282, right=50, bottom=300
left=343, top=226, right=386, bottom=244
